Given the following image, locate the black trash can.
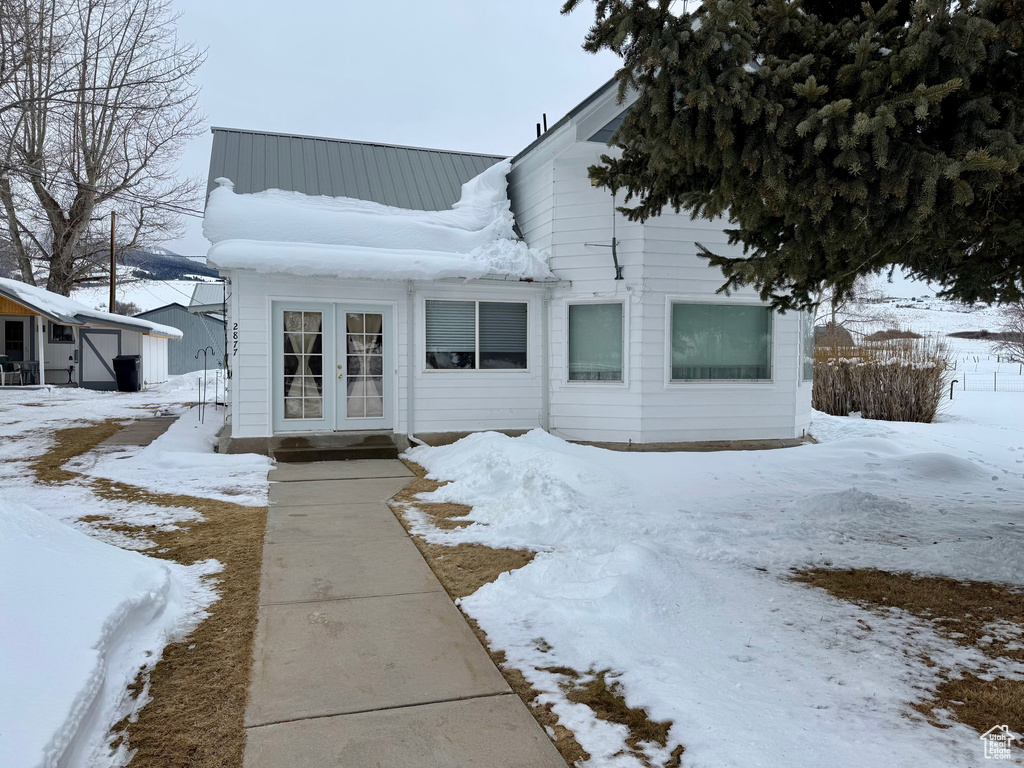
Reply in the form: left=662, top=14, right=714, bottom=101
left=112, top=354, right=142, bottom=392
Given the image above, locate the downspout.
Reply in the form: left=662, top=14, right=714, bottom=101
left=541, top=285, right=552, bottom=432
left=406, top=280, right=416, bottom=442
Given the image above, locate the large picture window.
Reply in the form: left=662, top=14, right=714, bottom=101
left=568, top=302, right=623, bottom=382
left=671, top=303, right=772, bottom=381
left=425, top=300, right=527, bottom=370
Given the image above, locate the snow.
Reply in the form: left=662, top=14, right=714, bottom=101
left=0, top=374, right=270, bottom=767
left=70, top=405, right=273, bottom=506
left=203, top=159, right=553, bottom=281
left=73, top=279, right=218, bottom=315
left=402, top=391, right=1024, bottom=767
left=0, top=277, right=183, bottom=338
left=0, top=503, right=217, bottom=768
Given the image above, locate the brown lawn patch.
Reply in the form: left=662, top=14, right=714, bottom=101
left=33, top=421, right=266, bottom=768
left=391, top=460, right=684, bottom=767
left=794, top=568, right=1024, bottom=735
left=548, top=668, right=684, bottom=768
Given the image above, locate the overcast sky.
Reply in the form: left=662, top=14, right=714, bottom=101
left=165, top=0, right=618, bottom=256
left=165, top=1, right=930, bottom=297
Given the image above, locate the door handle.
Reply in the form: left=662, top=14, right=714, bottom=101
left=337, top=364, right=344, bottom=379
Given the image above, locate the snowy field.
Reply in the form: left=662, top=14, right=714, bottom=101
left=404, top=391, right=1024, bottom=768
left=0, top=376, right=270, bottom=768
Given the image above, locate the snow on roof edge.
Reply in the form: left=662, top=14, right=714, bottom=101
left=0, top=277, right=183, bottom=339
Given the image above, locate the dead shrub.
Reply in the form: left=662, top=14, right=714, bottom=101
left=864, top=328, right=924, bottom=341
left=812, top=337, right=950, bottom=422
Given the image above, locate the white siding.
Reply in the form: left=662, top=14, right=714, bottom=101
left=224, top=270, right=545, bottom=439
left=510, top=85, right=813, bottom=443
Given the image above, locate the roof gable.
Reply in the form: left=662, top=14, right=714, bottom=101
left=207, top=128, right=506, bottom=211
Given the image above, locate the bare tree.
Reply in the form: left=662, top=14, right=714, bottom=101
left=992, top=300, right=1024, bottom=363
left=0, top=0, right=204, bottom=295
left=814, top=276, right=895, bottom=339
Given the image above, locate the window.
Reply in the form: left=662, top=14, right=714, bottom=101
left=4, top=320, right=25, bottom=361
left=282, top=310, right=324, bottom=419
left=801, top=311, right=815, bottom=382
left=50, top=323, right=74, bottom=343
left=671, top=303, right=772, bottom=381
left=425, top=300, right=527, bottom=370
left=568, top=303, right=623, bottom=381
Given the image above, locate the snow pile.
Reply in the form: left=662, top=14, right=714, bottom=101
left=0, top=501, right=217, bottom=768
left=0, top=277, right=182, bottom=338
left=71, top=406, right=273, bottom=506
left=402, top=392, right=1024, bottom=767
left=203, top=159, right=553, bottom=281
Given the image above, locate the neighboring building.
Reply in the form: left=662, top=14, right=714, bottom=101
left=189, top=282, right=226, bottom=321
left=203, top=79, right=814, bottom=452
left=0, top=278, right=179, bottom=389
left=135, top=302, right=226, bottom=374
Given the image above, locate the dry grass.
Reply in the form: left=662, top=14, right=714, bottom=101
left=813, top=337, right=951, bottom=422
left=32, top=421, right=266, bottom=768
left=794, top=568, right=1024, bottom=735
left=864, top=329, right=924, bottom=341
left=390, top=460, right=684, bottom=767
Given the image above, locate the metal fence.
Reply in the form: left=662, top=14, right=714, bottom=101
left=957, top=373, right=1024, bottom=392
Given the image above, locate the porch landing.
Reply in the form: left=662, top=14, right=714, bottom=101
left=245, top=459, right=565, bottom=767
left=269, top=431, right=404, bottom=463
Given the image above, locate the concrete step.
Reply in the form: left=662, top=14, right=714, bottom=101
left=270, top=432, right=399, bottom=463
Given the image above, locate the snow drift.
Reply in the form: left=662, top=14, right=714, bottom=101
left=0, top=502, right=217, bottom=768
left=203, top=159, right=553, bottom=281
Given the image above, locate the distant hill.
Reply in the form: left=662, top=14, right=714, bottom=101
left=122, top=248, right=218, bottom=281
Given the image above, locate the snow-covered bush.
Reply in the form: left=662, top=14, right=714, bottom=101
left=813, top=337, right=951, bottom=422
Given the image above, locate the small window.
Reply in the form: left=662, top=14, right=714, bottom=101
left=801, top=311, right=815, bottom=382
left=568, top=303, right=623, bottom=382
left=425, top=300, right=527, bottom=371
left=50, top=323, right=75, bottom=343
left=671, top=303, right=772, bottom=381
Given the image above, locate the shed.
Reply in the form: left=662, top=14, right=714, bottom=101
left=135, top=303, right=226, bottom=374
left=0, top=277, right=180, bottom=389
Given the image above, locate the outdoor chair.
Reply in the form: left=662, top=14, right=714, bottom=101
left=0, top=362, right=23, bottom=386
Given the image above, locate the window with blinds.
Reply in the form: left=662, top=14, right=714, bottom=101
left=425, top=299, right=527, bottom=370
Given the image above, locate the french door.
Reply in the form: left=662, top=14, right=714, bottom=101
left=335, top=308, right=391, bottom=430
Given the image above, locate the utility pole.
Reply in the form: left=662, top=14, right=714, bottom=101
left=108, top=211, right=116, bottom=312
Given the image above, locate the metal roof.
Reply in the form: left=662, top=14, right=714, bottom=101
left=207, top=128, right=506, bottom=211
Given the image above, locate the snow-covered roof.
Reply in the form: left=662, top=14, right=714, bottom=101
left=0, top=278, right=183, bottom=339
left=203, top=159, right=554, bottom=282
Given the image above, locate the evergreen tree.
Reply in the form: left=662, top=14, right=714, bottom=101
left=562, top=0, right=1024, bottom=308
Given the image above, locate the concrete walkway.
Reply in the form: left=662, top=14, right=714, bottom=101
left=244, top=459, right=565, bottom=768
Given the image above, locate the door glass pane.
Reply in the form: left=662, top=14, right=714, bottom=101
left=568, top=304, right=623, bottom=381
left=346, top=313, right=384, bottom=419
left=671, top=304, right=772, bottom=380
left=282, top=310, right=323, bottom=419
left=4, top=321, right=25, bottom=361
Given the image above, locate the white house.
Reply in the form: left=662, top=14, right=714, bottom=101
left=203, top=80, right=814, bottom=454
left=0, top=278, right=179, bottom=389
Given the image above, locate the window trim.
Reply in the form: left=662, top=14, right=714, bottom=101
left=663, top=296, right=776, bottom=388
left=564, top=299, right=628, bottom=386
left=49, top=322, right=76, bottom=344
left=422, top=297, right=530, bottom=373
